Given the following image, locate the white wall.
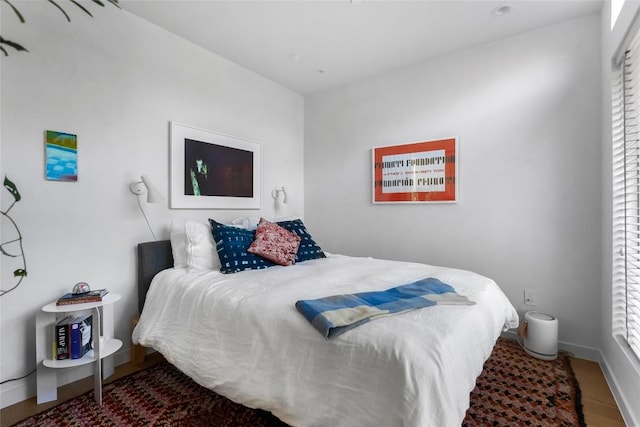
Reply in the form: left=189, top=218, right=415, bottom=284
left=600, top=1, right=640, bottom=425
left=305, top=15, right=602, bottom=355
left=4, top=2, right=636, bottom=422
left=0, top=2, right=303, bottom=407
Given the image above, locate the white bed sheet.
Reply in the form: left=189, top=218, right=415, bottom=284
left=132, top=254, right=519, bottom=427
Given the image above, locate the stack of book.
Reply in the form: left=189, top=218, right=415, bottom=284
left=56, top=289, right=108, bottom=306
left=52, top=314, right=93, bottom=360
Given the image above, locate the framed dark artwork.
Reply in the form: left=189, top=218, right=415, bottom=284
left=170, top=122, right=261, bottom=209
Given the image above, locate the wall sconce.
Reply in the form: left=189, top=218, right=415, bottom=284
left=129, top=175, right=163, bottom=240
left=271, top=186, right=288, bottom=218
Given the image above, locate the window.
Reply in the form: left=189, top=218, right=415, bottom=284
left=613, top=27, right=640, bottom=362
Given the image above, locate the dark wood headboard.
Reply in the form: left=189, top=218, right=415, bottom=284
left=137, top=240, right=173, bottom=314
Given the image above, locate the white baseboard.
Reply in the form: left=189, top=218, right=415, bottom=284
left=600, top=350, right=640, bottom=427
left=0, top=347, right=131, bottom=409
left=500, top=330, right=601, bottom=361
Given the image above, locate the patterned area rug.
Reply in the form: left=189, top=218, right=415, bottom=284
left=13, top=338, right=584, bottom=426
left=464, top=338, right=585, bottom=427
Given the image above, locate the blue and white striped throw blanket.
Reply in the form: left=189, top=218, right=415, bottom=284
left=295, top=278, right=475, bottom=339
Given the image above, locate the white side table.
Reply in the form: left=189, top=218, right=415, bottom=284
left=35, top=293, right=122, bottom=404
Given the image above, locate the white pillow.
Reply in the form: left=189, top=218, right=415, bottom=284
left=232, top=216, right=260, bottom=230
left=185, top=221, right=220, bottom=271
left=232, top=216, right=302, bottom=230
left=169, top=221, right=188, bottom=268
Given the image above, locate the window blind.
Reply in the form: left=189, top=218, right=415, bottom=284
left=613, top=27, right=640, bottom=361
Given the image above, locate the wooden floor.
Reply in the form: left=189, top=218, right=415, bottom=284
left=570, top=358, right=627, bottom=426
left=1, top=354, right=627, bottom=426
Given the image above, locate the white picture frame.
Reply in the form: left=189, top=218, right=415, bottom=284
left=170, top=122, right=261, bottom=209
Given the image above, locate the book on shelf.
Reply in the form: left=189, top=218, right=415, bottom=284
left=54, top=315, right=73, bottom=360
left=56, top=289, right=108, bottom=306
left=69, top=314, right=92, bottom=359
left=50, top=320, right=56, bottom=360
left=52, top=314, right=93, bottom=360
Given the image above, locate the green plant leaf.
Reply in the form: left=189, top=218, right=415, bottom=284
left=3, top=0, right=26, bottom=23
left=47, top=0, right=71, bottom=21
left=4, top=176, right=21, bottom=202
left=13, top=269, right=27, bottom=277
left=0, top=37, right=29, bottom=53
left=2, top=0, right=118, bottom=57
left=69, top=0, right=94, bottom=17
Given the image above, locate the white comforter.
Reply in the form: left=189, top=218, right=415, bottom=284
left=132, top=254, right=519, bottom=427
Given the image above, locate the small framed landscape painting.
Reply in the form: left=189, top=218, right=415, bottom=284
left=372, top=137, right=458, bottom=204
left=170, top=122, right=261, bottom=209
left=45, top=130, right=78, bottom=182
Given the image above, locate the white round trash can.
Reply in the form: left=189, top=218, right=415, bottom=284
left=523, top=311, right=558, bottom=361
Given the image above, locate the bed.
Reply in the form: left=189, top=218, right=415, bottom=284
left=132, top=219, right=519, bottom=427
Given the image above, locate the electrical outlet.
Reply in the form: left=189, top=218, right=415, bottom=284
left=524, top=289, right=535, bottom=306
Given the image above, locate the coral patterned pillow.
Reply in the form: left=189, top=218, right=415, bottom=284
left=248, top=218, right=301, bottom=266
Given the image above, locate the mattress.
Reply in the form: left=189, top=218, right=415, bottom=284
left=132, top=253, right=519, bottom=427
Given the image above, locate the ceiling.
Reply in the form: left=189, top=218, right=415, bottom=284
left=120, top=0, right=603, bottom=95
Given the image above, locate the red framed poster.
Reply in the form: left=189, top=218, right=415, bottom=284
left=372, top=137, right=458, bottom=203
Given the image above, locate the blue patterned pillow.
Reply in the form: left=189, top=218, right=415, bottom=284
left=276, top=219, right=326, bottom=262
left=209, top=219, right=275, bottom=274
